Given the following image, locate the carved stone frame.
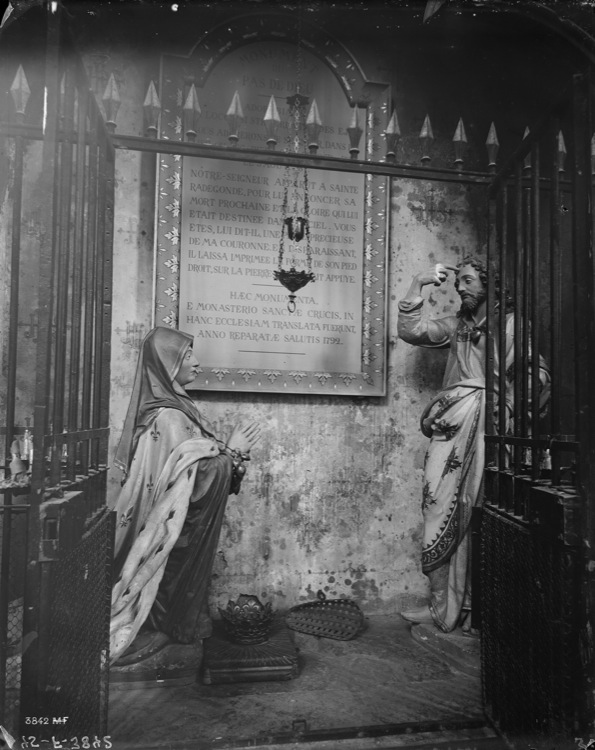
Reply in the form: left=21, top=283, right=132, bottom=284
left=155, top=12, right=390, bottom=396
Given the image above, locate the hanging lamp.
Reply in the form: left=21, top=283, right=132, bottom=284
left=273, top=15, right=315, bottom=313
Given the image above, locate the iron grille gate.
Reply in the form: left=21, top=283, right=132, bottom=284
left=481, top=72, right=595, bottom=735
left=0, top=2, right=115, bottom=738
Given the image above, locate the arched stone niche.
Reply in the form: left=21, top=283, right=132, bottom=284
left=155, top=12, right=391, bottom=396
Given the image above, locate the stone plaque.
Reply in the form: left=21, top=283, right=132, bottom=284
left=156, top=19, right=389, bottom=395
left=180, top=157, right=365, bottom=374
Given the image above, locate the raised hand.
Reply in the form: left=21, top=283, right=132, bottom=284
left=418, top=263, right=458, bottom=287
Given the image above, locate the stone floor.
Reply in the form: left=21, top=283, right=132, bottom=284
left=108, top=614, right=494, bottom=749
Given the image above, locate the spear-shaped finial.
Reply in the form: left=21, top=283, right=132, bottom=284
left=419, top=114, right=434, bottom=166
left=101, top=73, right=120, bottom=133
left=263, top=95, right=280, bottom=150
left=306, top=99, right=322, bottom=154
left=226, top=90, right=244, bottom=146
left=557, top=130, right=566, bottom=174
left=384, top=109, right=401, bottom=163
left=485, top=122, right=499, bottom=174
left=183, top=84, right=201, bottom=142
left=346, top=106, right=363, bottom=160
left=522, top=127, right=531, bottom=172
left=453, top=117, right=467, bottom=171
left=143, top=81, right=161, bottom=138
left=10, top=65, right=31, bottom=123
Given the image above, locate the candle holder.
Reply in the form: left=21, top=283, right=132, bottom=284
left=219, top=594, right=275, bottom=645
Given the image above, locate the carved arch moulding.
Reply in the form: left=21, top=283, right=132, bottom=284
left=155, top=12, right=390, bottom=395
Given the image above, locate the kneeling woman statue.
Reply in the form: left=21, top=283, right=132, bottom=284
left=109, top=327, right=260, bottom=665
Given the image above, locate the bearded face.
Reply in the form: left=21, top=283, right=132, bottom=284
left=459, top=287, right=487, bottom=314
left=455, top=263, right=487, bottom=315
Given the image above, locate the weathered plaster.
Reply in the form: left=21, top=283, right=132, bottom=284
left=106, top=145, right=483, bottom=616
left=0, top=6, right=488, bottom=619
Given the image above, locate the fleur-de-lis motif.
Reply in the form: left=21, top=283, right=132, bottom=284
left=365, top=243, right=379, bottom=260
left=146, top=474, right=154, bottom=493
left=150, top=424, right=160, bottom=441
left=364, top=270, right=379, bottom=287
left=165, top=198, right=180, bottom=217
left=162, top=311, right=177, bottom=327
left=213, top=368, right=230, bottom=381
left=441, top=447, right=462, bottom=478
left=363, top=348, right=376, bottom=365
left=119, top=507, right=134, bottom=527
left=363, top=322, right=377, bottom=340
left=339, top=373, right=356, bottom=386
left=289, top=371, right=307, bottom=384
left=164, top=283, right=178, bottom=301
left=164, top=255, right=179, bottom=274
left=313, top=372, right=331, bottom=385
left=166, top=172, right=181, bottom=191
left=363, top=296, right=377, bottom=314
left=422, top=481, right=437, bottom=510
left=264, top=370, right=281, bottom=383
left=433, top=419, right=458, bottom=440
left=164, top=227, right=179, bottom=245
left=238, top=369, right=255, bottom=382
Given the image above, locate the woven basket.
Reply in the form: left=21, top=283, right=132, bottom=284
left=285, top=591, right=364, bottom=640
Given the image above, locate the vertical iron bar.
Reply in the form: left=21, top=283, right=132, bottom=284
left=513, top=164, right=523, bottom=479
left=485, top=192, right=497, bottom=467
left=521, top=164, right=531, bottom=464
left=6, top=129, right=24, bottom=462
left=52, top=64, right=75, bottom=438
left=498, top=184, right=509, bottom=475
left=91, top=133, right=107, bottom=466
left=81, top=115, right=98, bottom=440
left=530, top=141, right=541, bottom=484
left=549, top=121, right=562, bottom=485
left=67, top=86, right=89, bottom=480
left=100, top=138, right=115, bottom=467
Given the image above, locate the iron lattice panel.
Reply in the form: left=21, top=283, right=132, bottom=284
left=40, top=508, right=114, bottom=738
left=480, top=504, right=579, bottom=734
left=0, top=505, right=28, bottom=736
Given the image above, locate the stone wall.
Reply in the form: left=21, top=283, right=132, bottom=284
left=107, top=125, right=484, bottom=615
left=0, top=3, right=491, bottom=618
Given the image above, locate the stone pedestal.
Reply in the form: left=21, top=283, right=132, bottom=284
left=110, top=641, right=203, bottom=689
left=202, top=620, right=299, bottom=684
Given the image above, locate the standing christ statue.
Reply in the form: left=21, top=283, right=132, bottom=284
left=397, top=256, right=549, bottom=632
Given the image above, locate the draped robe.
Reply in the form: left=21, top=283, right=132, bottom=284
left=398, top=298, right=531, bottom=631
left=109, top=407, right=233, bottom=663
